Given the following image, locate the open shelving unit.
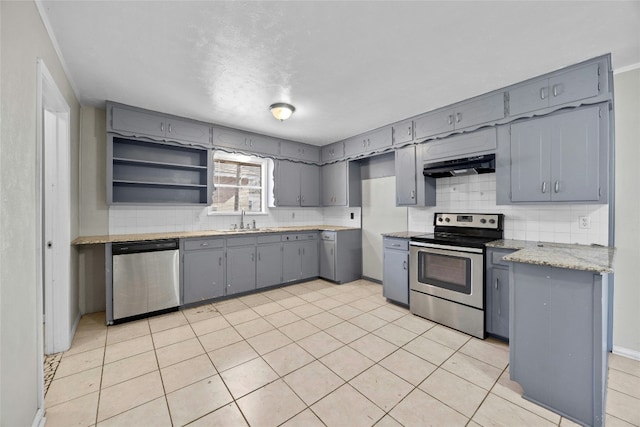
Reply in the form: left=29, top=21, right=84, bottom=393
left=108, top=136, right=210, bottom=204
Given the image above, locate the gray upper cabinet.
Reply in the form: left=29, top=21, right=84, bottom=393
left=280, top=140, right=321, bottom=163
left=414, top=92, right=505, bottom=140
left=273, top=161, right=320, bottom=207
left=422, top=128, right=497, bottom=163
left=510, top=105, right=605, bottom=203
left=343, top=127, right=392, bottom=158
left=211, top=126, right=280, bottom=156
left=321, top=161, right=361, bottom=207
left=509, top=62, right=602, bottom=117
left=395, top=146, right=417, bottom=206
left=109, top=103, right=211, bottom=147
left=321, top=142, right=345, bottom=163
left=392, top=120, right=414, bottom=145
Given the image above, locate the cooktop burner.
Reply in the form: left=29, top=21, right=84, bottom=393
left=410, top=213, right=504, bottom=249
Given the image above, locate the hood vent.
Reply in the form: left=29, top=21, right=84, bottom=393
left=423, top=154, right=496, bottom=178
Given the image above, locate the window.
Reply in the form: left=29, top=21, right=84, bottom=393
left=211, top=152, right=268, bottom=213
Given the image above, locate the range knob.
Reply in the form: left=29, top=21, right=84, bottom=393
left=480, top=219, right=487, bottom=224
left=444, top=218, right=450, bottom=223
left=489, top=219, right=496, bottom=224
left=438, top=218, right=443, bottom=222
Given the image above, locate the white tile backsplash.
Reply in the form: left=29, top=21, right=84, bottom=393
left=408, top=174, right=609, bottom=245
left=109, top=205, right=361, bottom=234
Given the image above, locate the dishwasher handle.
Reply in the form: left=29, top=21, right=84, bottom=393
left=112, top=239, right=179, bottom=255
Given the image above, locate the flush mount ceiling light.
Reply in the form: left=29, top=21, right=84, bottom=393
left=269, top=102, right=295, bottom=121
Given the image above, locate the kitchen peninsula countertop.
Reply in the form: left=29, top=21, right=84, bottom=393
left=487, top=239, right=615, bottom=273
left=72, top=225, right=359, bottom=245
left=381, top=231, right=425, bottom=239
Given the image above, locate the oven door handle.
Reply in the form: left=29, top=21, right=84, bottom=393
left=409, top=241, right=484, bottom=254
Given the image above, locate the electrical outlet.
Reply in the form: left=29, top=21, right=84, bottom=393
left=579, top=216, right=591, bottom=229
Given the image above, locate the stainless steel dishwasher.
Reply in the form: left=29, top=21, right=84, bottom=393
left=111, top=239, right=180, bottom=322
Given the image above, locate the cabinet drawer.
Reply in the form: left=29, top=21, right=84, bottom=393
left=283, top=233, right=318, bottom=242
left=257, top=234, right=281, bottom=244
left=384, top=238, right=409, bottom=251
left=184, top=238, right=225, bottom=251
left=227, top=236, right=257, bottom=247
left=320, top=231, right=336, bottom=241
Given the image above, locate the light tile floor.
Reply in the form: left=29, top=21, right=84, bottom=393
left=44, top=279, right=640, bottom=426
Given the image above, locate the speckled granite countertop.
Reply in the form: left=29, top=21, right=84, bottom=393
left=381, top=231, right=424, bottom=239
left=487, top=239, right=615, bottom=273
left=72, top=225, right=360, bottom=245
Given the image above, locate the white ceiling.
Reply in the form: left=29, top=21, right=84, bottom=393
left=39, top=1, right=640, bottom=146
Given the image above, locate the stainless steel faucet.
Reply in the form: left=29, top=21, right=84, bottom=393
left=240, top=209, right=245, bottom=229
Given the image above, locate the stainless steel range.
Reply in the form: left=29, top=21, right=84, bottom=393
left=409, top=213, right=504, bottom=339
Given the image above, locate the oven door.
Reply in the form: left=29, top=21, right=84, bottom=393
left=409, top=242, right=484, bottom=309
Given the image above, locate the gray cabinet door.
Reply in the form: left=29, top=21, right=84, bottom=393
left=281, top=141, right=321, bottom=162
left=392, top=120, right=413, bottom=145
left=274, top=161, right=301, bottom=206
left=300, top=164, right=321, bottom=206
left=256, top=243, right=283, bottom=289
left=508, top=77, right=550, bottom=116
left=301, top=240, right=319, bottom=279
left=247, top=134, right=280, bottom=156
left=548, top=62, right=600, bottom=108
left=111, top=105, right=165, bottom=139
left=510, top=119, right=552, bottom=202
left=382, top=249, right=409, bottom=305
left=319, top=239, right=335, bottom=280
left=414, top=108, right=455, bottom=140
left=321, top=142, right=345, bottom=162
left=211, top=126, right=246, bottom=150
left=183, top=249, right=225, bottom=304
left=165, top=117, right=211, bottom=146
left=550, top=106, right=600, bottom=201
left=395, top=146, right=417, bottom=206
left=282, top=242, right=301, bottom=282
left=226, top=246, right=256, bottom=295
left=487, top=267, right=509, bottom=339
left=343, top=136, right=363, bottom=158
left=322, top=161, right=347, bottom=206
left=455, top=92, right=505, bottom=130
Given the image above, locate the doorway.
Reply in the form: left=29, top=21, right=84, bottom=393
left=37, top=58, right=72, bottom=360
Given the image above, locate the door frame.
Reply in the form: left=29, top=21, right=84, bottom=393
left=36, top=58, right=72, bottom=415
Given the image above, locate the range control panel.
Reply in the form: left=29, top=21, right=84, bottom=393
left=434, top=213, right=503, bottom=230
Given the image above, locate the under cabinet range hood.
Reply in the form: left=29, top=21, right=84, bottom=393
left=423, top=154, right=495, bottom=178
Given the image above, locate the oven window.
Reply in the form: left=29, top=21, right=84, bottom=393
left=417, top=252, right=472, bottom=294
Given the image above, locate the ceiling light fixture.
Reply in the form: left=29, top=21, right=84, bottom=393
left=269, top=102, right=295, bottom=121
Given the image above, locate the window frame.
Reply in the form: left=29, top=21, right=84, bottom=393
left=209, top=151, right=269, bottom=215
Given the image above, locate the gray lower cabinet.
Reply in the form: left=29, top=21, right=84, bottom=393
left=273, top=161, right=320, bottom=207
left=182, top=237, right=225, bottom=304
left=226, top=237, right=257, bottom=295
left=319, top=230, right=362, bottom=284
left=509, top=262, right=610, bottom=426
left=382, top=237, right=409, bottom=305
left=282, top=233, right=319, bottom=282
left=485, top=248, right=514, bottom=340
left=256, top=240, right=283, bottom=289
left=509, top=104, right=607, bottom=203
left=321, top=161, right=361, bottom=207
left=395, top=145, right=436, bottom=207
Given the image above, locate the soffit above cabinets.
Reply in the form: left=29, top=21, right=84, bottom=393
left=38, top=1, right=640, bottom=146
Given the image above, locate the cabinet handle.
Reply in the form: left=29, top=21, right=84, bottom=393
left=201, top=242, right=209, bottom=247
left=495, top=277, right=499, bottom=289
left=407, top=127, right=411, bottom=135
left=298, top=248, right=301, bottom=255
left=331, top=248, right=334, bottom=256
left=168, top=123, right=172, bottom=133
left=218, top=257, right=222, bottom=266
left=251, top=253, right=255, bottom=262
left=552, top=84, right=559, bottom=97
left=403, top=260, right=407, bottom=270
left=258, top=252, right=261, bottom=261
left=541, top=181, right=547, bottom=194
left=554, top=180, right=560, bottom=193
left=297, top=195, right=300, bottom=202
left=540, top=87, right=546, bottom=100
left=448, top=114, right=453, bottom=125
left=160, top=123, right=164, bottom=132
left=301, top=196, right=304, bottom=203
left=391, top=243, right=401, bottom=247
left=410, top=190, right=415, bottom=199
left=456, top=112, right=462, bottom=123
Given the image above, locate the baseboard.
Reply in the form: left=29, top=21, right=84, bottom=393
left=361, top=276, right=382, bottom=284
left=612, top=345, right=640, bottom=361
left=68, top=311, right=81, bottom=350
left=31, top=408, right=46, bottom=427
